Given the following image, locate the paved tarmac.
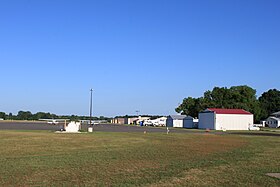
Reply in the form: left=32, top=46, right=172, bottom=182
left=93, top=123, right=188, bottom=133
left=0, top=121, right=279, bottom=136
left=0, top=121, right=196, bottom=133
left=0, top=121, right=63, bottom=131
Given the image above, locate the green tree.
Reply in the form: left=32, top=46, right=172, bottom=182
left=229, top=86, right=261, bottom=122
left=175, top=97, right=204, bottom=117
left=0, top=112, right=6, bottom=119
left=17, top=111, right=33, bottom=120
left=259, top=89, right=280, bottom=119
left=70, top=115, right=79, bottom=121
left=204, top=87, right=233, bottom=108
left=176, top=85, right=261, bottom=122
left=33, top=112, right=53, bottom=120
left=8, top=113, right=13, bottom=120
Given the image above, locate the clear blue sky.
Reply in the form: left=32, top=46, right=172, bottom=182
left=0, top=0, right=279, bottom=117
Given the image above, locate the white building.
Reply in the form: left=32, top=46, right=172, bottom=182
left=157, top=117, right=167, bottom=126
left=183, top=117, right=199, bottom=128
left=65, top=121, right=81, bottom=132
left=124, top=117, right=138, bottom=125
left=266, top=117, right=280, bottom=128
left=133, top=116, right=150, bottom=125
left=198, top=108, right=254, bottom=130
left=166, top=115, right=187, bottom=128
left=151, top=117, right=167, bottom=126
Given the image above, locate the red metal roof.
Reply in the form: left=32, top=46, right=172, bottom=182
left=207, top=108, right=252, bottom=115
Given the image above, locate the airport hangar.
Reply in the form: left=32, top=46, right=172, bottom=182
left=166, top=115, right=198, bottom=128
left=198, top=108, right=254, bottom=130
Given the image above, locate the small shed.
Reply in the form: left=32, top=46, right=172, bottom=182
left=183, top=116, right=198, bottom=128
left=166, top=115, right=187, bottom=128
left=266, top=117, right=280, bottom=128
left=111, top=118, right=125, bottom=124
left=198, top=108, right=254, bottom=130
left=124, top=117, right=138, bottom=124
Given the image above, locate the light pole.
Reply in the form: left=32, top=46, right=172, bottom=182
left=89, top=88, right=93, bottom=127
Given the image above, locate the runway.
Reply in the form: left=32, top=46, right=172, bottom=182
left=0, top=121, right=63, bottom=131
left=0, top=121, right=193, bottom=133
left=1, top=121, right=278, bottom=136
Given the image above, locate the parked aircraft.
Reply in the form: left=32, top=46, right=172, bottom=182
left=39, top=119, right=69, bottom=125
left=143, top=117, right=167, bottom=127
left=80, top=120, right=108, bottom=125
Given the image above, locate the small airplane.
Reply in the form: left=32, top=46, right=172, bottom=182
left=79, top=120, right=104, bottom=125
left=39, top=119, right=69, bottom=125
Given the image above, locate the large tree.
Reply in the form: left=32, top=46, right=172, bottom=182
left=259, top=89, right=280, bottom=119
left=175, top=97, right=204, bottom=117
left=0, top=112, right=6, bottom=119
left=17, top=111, right=33, bottom=120
left=33, top=112, right=56, bottom=120
left=176, top=85, right=261, bottom=122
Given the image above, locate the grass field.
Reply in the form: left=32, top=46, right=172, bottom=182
left=0, top=130, right=279, bottom=186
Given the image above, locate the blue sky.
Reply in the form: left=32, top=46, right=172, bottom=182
left=0, top=0, right=279, bottom=117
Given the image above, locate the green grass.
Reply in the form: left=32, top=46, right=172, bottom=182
left=260, top=127, right=280, bottom=132
left=0, top=131, right=279, bottom=186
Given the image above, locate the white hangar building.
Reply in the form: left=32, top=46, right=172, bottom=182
left=166, top=115, right=197, bottom=128
left=166, top=115, right=187, bottom=128
left=198, top=108, right=254, bottom=130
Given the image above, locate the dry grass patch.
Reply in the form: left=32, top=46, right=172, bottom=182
left=149, top=135, right=280, bottom=187
left=0, top=131, right=278, bottom=186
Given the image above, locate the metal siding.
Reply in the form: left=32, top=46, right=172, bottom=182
left=215, top=114, right=253, bottom=130
left=198, top=112, right=215, bottom=129
left=166, top=117, right=173, bottom=127
left=183, top=119, right=193, bottom=128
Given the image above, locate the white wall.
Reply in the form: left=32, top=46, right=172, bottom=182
left=65, top=121, right=80, bottom=132
left=154, top=117, right=167, bottom=126
left=173, top=119, right=183, bottom=127
left=198, top=112, right=215, bottom=129
left=215, top=114, right=253, bottom=130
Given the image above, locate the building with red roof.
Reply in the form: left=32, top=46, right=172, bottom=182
left=198, top=108, right=254, bottom=130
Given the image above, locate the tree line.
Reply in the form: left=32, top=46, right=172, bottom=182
left=0, top=111, right=111, bottom=122
left=175, top=86, right=280, bottom=123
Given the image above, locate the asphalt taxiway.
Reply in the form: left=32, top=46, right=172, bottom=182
left=0, top=121, right=189, bottom=133
left=0, top=121, right=279, bottom=136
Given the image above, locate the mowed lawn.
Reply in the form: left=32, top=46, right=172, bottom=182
left=0, top=131, right=279, bottom=186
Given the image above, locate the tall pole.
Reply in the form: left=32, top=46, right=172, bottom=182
left=90, top=88, right=93, bottom=127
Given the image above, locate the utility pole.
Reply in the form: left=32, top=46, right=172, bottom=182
left=89, top=88, right=93, bottom=127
